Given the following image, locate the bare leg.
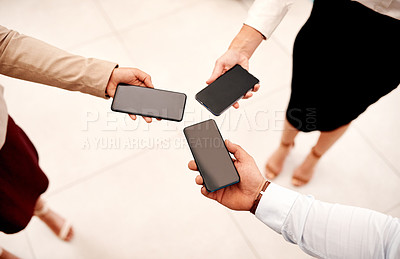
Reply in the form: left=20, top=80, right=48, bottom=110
left=265, top=119, right=300, bottom=179
left=0, top=247, right=20, bottom=259
left=292, top=123, right=350, bottom=186
left=34, top=197, right=74, bottom=241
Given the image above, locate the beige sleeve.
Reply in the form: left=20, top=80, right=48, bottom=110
left=0, top=25, right=118, bottom=98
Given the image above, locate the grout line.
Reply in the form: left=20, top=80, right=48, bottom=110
left=24, top=231, right=37, bottom=259
left=112, top=0, right=209, bottom=35
left=46, top=149, right=151, bottom=197
left=227, top=210, right=262, bottom=259
left=47, top=131, right=182, bottom=197
left=354, top=126, right=400, bottom=179
left=91, top=0, right=208, bottom=64
left=91, top=0, right=138, bottom=63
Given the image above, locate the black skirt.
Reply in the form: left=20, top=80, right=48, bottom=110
left=0, top=116, right=49, bottom=234
left=286, top=0, right=400, bottom=132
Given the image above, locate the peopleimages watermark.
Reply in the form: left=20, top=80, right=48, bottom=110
left=81, top=106, right=289, bottom=132
left=286, top=107, right=318, bottom=131
left=80, top=106, right=318, bottom=150
left=80, top=136, right=229, bottom=150
left=81, top=136, right=188, bottom=150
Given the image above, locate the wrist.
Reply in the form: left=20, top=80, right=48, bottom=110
left=250, top=180, right=271, bottom=214
left=228, top=24, right=264, bottom=60
left=105, top=68, right=117, bottom=98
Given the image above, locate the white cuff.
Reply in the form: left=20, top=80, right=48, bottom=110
left=255, top=183, right=299, bottom=234
left=244, top=0, right=291, bottom=39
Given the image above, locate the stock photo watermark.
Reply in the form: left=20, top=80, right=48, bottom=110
left=80, top=107, right=317, bottom=150
left=81, top=136, right=187, bottom=150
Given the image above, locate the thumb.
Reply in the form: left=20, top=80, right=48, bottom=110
left=225, top=139, right=248, bottom=161
left=201, top=186, right=217, bottom=200
left=135, top=69, right=154, bottom=88
left=206, top=61, right=224, bottom=84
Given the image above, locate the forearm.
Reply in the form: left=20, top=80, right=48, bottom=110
left=255, top=184, right=400, bottom=258
left=228, top=24, right=264, bottom=60
left=228, top=0, right=295, bottom=59
left=0, top=26, right=117, bottom=98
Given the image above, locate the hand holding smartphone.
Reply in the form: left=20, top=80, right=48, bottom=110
left=111, top=84, right=187, bottom=122
left=196, top=65, right=259, bottom=116
left=184, top=119, right=240, bottom=192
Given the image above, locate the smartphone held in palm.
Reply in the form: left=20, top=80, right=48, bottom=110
left=111, top=84, right=187, bottom=122
left=195, top=64, right=259, bottom=116
left=184, top=119, right=240, bottom=192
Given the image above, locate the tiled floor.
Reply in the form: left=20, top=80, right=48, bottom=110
left=0, top=0, right=399, bottom=258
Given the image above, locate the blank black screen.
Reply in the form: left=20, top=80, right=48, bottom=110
left=111, top=84, right=186, bottom=121
left=195, top=65, right=259, bottom=116
left=184, top=119, right=240, bottom=192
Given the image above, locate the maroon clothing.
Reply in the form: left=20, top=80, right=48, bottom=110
left=0, top=116, right=48, bottom=234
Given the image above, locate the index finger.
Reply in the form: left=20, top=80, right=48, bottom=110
left=135, top=70, right=154, bottom=88
left=253, top=84, right=260, bottom=92
left=206, top=61, right=225, bottom=85
left=142, top=116, right=152, bottom=123
left=188, top=160, right=198, bottom=171
left=195, top=175, right=204, bottom=185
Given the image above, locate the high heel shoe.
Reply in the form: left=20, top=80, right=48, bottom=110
left=265, top=141, right=294, bottom=179
left=0, top=247, right=20, bottom=259
left=34, top=200, right=73, bottom=241
left=292, top=147, right=322, bottom=186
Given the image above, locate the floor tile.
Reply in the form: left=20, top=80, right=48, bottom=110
left=1, top=0, right=399, bottom=258
left=0, top=0, right=112, bottom=50
left=245, top=39, right=293, bottom=96
left=352, top=87, right=400, bottom=175
left=0, top=35, right=171, bottom=194
left=213, top=88, right=400, bottom=257
left=26, top=149, right=257, bottom=259
left=0, top=231, right=34, bottom=259
left=220, top=88, right=400, bottom=212
left=95, top=0, right=201, bottom=32
left=283, top=125, right=400, bottom=211
left=117, top=0, right=248, bottom=94
left=117, top=0, right=292, bottom=116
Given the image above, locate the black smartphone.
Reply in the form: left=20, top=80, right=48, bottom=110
left=184, top=119, right=240, bottom=192
left=195, top=64, right=259, bottom=116
left=111, top=84, right=187, bottom=122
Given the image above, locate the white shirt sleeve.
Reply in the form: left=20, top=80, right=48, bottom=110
left=244, top=0, right=295, bottom=39
left=255, top=183, right=400, bottom=258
